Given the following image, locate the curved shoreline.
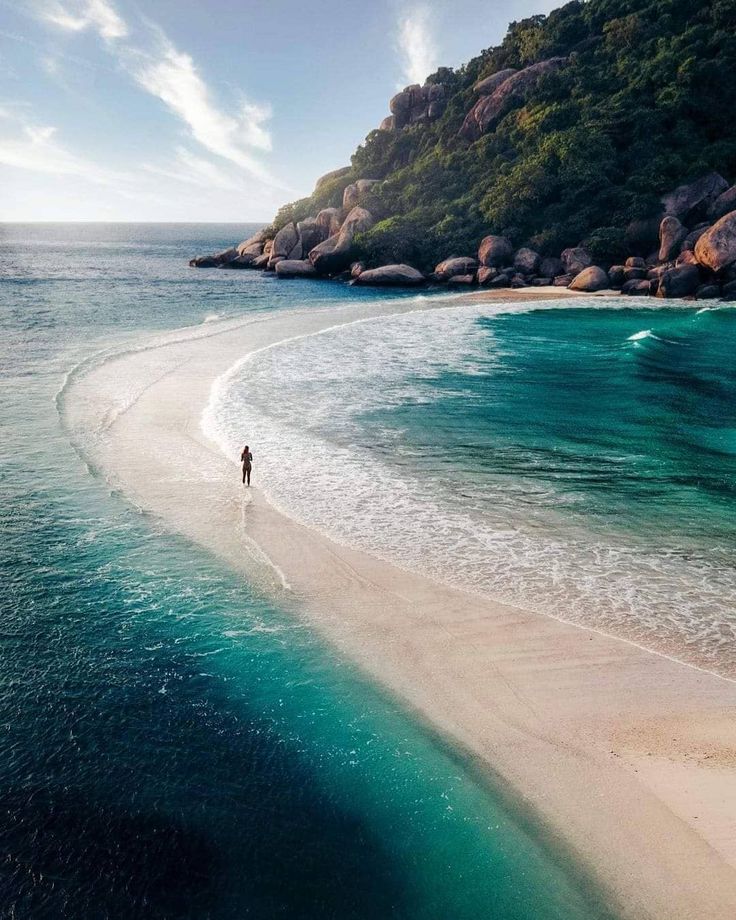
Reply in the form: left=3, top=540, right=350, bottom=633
left=61, top=289, right=736, bottom=920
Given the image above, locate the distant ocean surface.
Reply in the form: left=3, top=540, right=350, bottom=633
left=0, top=223, right=618, bottom=919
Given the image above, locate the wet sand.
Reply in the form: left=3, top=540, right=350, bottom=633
left=62, top=288, right=736, bottom=920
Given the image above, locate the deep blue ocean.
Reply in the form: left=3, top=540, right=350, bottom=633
left=0, top=224, right=622, bottom=919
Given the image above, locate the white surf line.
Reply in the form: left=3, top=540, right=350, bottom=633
left=201, top=299, right=736, bottom=688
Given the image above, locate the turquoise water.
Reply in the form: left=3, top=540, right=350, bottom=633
left=214, top=301, right=736, bottom=676
left=0, top=225, right=614, bottom=918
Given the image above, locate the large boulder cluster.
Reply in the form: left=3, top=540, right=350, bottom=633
left=413, top=172, right=736, bottom=300
left=460, top=58, right=567, bottom=141
left=379, top=82, right=446, bottom=132
left=190, top=185, right=379, bottom=279
left=190, top=169, right=736, bottom=301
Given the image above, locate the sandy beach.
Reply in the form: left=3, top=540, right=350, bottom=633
left=62, top=288, right=736, bottom=920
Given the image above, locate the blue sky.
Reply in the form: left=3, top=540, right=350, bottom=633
left=0, top=0, right=559, bottom=221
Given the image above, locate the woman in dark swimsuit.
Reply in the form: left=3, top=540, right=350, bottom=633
left=240, top=445, right=253, bottom=485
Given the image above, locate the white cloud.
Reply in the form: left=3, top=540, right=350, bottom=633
left=142, top=146, right=249, bottom=191
left=0, top=110, right=127, bottom=184
left=396, top=4, right=437, bottom=86
left=39, top=0, right=127, bottom=40
left=0, top=105, right=147, bottom=194
left=124, top=33, right=273, bottom=172
left=32, top=0, right=276, bottom=182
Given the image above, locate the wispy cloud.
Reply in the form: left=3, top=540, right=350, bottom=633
left=124, top=30, right=274, bottom=175
left=142, top=146, right=251, bottom=191
left=396, top=4, right=437, bottom=86
left=0, top=107, right=127, bottom=184
left=32, top=0, right=277, bottom=182
left=37, top=0, right=127, bottom=40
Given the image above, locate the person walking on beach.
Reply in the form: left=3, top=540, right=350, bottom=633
left=240, top=444, right=253, bottom=486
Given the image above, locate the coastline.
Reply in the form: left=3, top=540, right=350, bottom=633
left=62, top=287, right=736, bottom=920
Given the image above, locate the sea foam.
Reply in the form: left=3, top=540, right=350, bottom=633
left=204, top=301, right=736, bottom=678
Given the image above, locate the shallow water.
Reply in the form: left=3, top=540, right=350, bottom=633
left=210, top=301, right=736, bottom=677
left=0, top=224, right=615, bottom=918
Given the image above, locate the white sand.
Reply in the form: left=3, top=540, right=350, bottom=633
left=62, top=289, right=736, bottom=920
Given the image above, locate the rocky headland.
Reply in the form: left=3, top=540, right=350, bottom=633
left=190, top=0, right=736, bottom=301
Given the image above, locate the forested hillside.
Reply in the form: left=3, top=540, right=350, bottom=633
left=270, top=0, right=736, bottom=270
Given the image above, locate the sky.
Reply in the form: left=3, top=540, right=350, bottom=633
left=0, top=0, right=560, bottom=221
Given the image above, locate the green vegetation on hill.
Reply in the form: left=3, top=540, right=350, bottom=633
left=270, top=0, right=736, bottom=271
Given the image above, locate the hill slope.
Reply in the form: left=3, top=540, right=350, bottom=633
left=270, top=0, right=736, bottom=271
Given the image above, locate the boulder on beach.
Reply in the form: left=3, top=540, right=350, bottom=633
left=478, top=235, right=513, bottom=267
left=608, top=265, right=626, bottom=287
left=540, top=256, right=563, bottom=278
left=561, top=247, right=592, bottom=275
left=350, top=261, right=365, bottom=279
left=237, top=229, right=268, bottom=257
left=676, top=250, right=698, bottom=267
left=297, top=218, right=326, bottom=253
left=316, top=208, right=343, bottom=237
left=680, top=224, right=710, bottom=252
left=553, top=273, right=575, bottom=286
left=694, top=211, right=736, bottom=272
left=568, top=265, right=609, bottom=291
left=477, top=266, right=498, bottom=285
left=696, top=284, right=720, bottom=299
left=460, top=58, right=566, bottom=140
left=514, top=247, right=540, bottom=275
left=353, top=264, right=425, bottom=286
left=657, top=264, right=700, bottom=298
left=446, top=273, right=476, bottom=285
left=658, top=216, right=687, bottom=262
left=275, top=259, right=317, bottom=278
left=722, top=280, right=736, bottom=299
left=309, top=206, right=374, bottom=274
left=269, top=222, right=302, bottom=266
left=434, top=256, right=478, bottom=281
left=621, top=279, right=651, bottom=295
